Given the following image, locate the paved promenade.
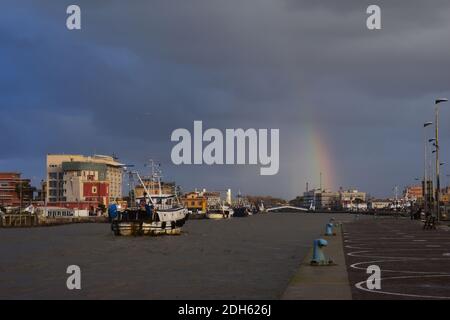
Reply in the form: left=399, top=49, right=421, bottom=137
left=282, top=222, right=352, bottom=300
left=343, top=217, right=450, bottom=300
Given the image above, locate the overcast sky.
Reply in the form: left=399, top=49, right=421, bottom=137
left=1, top=1, right=450, bottom=199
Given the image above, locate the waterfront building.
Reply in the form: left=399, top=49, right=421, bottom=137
left=37, top=207, right=90, bottom=218
left=440, top=187, right=450, bottom=204
left=404, top=185, right=423, bottom=201
left=46, top=154, right=123, bottom=206
left=339, top=189, right=367, bottom=211
left=202, top=191, right=221, bottom=206
left=303, top=189, right=339, bottom=210
left=368, top=199, right=391, bottom=210
left=34, top=180, right=47, bottom=204
left=339, top=189, right=366, bottom=202
left=181, top=191, right=207, bottom=213
left=0, top=172, right=34, bottom=207
left=134, top=180, right=176, bottom=197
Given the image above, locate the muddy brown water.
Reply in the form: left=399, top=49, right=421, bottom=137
left=0, top=212, right=352, bottom=299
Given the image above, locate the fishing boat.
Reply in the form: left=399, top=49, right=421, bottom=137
left=258, top=201, right=267, bottom=213
left=232, top=192, right=251, bottom=217
left=188, top=210, right=207, bottom=220
left=206, top=203, right=234, bottom=220
left=232, top=206, right=249, bottom=217
left=108, top=163, right=188, bottom=236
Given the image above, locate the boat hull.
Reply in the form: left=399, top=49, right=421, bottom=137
left=233, top=207, right=249, bottom=217
left=188, top=213, right=207, bottom=220
left=206, top=213, right=227, bottom=220
left=111, top=207, right=188, bottom=236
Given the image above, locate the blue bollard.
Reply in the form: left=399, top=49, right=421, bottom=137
left=325, top=222, right=334, bottom=236
left=325, top=218, right=336, bottom=236
left=311, top=238, right=329, bottom=265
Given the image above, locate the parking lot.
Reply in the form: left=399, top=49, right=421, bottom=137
left=344, top=217, right=450, bottom=299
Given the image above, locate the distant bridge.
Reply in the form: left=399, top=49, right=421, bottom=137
left=266, top=206, right=308, bottom=212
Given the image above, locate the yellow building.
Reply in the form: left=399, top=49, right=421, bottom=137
left=134, top=180, right=175, bottom=198
left=441, top=187, right=450, bottom=203
left=181, top=192, right=207, bottom=212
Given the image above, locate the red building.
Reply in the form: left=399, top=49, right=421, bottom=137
left=405, top=185, right=423, bottom=200
left=0, top=172, right=34, bottom=207
left=82, top=182, right=109, bottom=204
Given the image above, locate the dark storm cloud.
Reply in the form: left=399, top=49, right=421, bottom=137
left=1, top=0, right=450, bottom=198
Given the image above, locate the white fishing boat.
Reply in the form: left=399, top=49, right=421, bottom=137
left=206, top=202, right=234, bottom=220
left=258, top=201, right=266, bottom=213
left=109, top=162, right=188, bottom=236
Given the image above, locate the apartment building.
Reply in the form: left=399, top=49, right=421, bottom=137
left=0, top=172, right=34, bottom=207
left=46, top=154, right=123, bottom=205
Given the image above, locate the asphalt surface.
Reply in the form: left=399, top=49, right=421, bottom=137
left=343, top=217, right=450, bottom=300
left=0, top=212, right=352, bottom=299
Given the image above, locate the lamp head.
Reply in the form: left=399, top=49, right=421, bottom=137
left=436, top=98, right=449, bottom=105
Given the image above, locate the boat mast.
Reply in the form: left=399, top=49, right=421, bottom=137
left=156, top=163, right=162, bottom=196
left=128, top=170, right=135, bottom=206
left=149, top=159, right=155, bottom=195
left=134, top=171, right=155, bottom=205
left=148, top=159, right=163, bottom=196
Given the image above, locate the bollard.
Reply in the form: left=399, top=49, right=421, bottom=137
left=325, top=223, right=333, bottom=236
left=325, top=218, right=336, bottom=236
left=311, top=239, right=333, bottom=265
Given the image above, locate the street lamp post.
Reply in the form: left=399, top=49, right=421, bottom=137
left=429, top=138, right=437, bottom=211
left=434, top=98, right=448, bottom=222
left=423, top=122, right=433, bottom=215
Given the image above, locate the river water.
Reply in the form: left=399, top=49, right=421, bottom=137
left=0, top=212, right=352, bottom=299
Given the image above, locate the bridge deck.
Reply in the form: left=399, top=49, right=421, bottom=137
left=266, top=206, right=308, bottom=212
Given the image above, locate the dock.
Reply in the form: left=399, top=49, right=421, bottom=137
left=0, top=214, right=107, bottom=227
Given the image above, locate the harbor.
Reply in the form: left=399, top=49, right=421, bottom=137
left=0, top=212, right=352, bottom=300
left=3, top=1, right=450, bottom=305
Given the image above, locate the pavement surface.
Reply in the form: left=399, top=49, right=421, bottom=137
left=0, top=212, right=352, bottom=299
left=343, top=217, right=450, bottom=300
left=282, top=223, right=352, bottom=300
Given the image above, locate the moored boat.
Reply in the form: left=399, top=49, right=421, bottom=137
left=232, top=206, right=249, bottom=217
left=188, top=211, right=207, bottom=220
left=109, top=164, right=188, bottom=236
left=232, top=192, right=251, bottom=217
left=206, top=203, right=233, bottom=219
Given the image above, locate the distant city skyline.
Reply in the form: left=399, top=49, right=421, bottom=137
left=2, top=1, right=450, bottom=199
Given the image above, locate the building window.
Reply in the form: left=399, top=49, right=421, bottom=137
left=92, top=186, right=97, bottom=194
left=49, top=173, right=58, bottom=180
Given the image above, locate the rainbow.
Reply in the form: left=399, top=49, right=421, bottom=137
left=305, top=124, right=337, bottom=191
